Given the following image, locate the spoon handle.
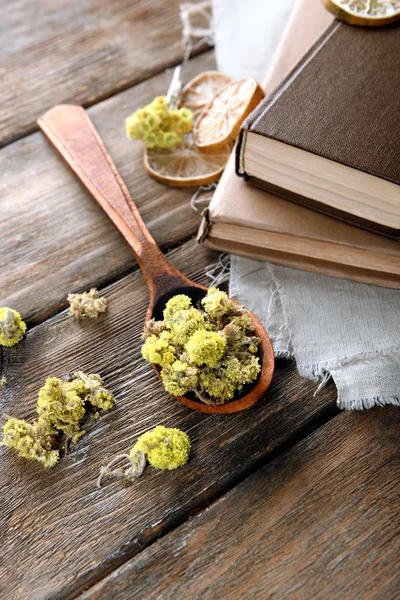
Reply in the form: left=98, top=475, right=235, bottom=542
left=37, top=104, right=189, bottom=302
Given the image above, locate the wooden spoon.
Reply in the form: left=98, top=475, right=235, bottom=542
left=37, top=105, right=274, bottom=414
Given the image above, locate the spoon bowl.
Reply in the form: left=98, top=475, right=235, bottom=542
left=149, top=283, right=274, bottom=414
left=38, top=105, right=274, bottom=413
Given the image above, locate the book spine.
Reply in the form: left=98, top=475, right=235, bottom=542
left=235, top=128, right=248, bottom=177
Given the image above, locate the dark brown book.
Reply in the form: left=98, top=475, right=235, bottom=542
left=199, top=0, right=400, bottom=289
left=236, top=21, right=400, bottom=239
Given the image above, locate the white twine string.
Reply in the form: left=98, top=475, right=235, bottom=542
left=166, top=65, right=183, bottom=108
left=205, top=253, right=231, bottom=287
left=189, top=182, right=217, bottom=212
left=179, top=0, right=217, bottom=209
left=167, top=3, right=214, bottom=109
left=97, top=451, right=146, bottom=488
left=180, top=1, right=214, bottom=66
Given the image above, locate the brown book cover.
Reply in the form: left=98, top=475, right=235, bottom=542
left=198, top=0, right=400, bottom=288
left=236, top=20, right=400, bottom=239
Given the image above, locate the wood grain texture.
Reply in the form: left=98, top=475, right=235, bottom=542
left=82, top=407, right=400, bottom=600
left=0, top=0, right=210, bottom=146
left=0, top=239, right=337, bottom=600
left=37, top=104, right=196, bottom=298
left=37, top=104, right=274, bottom=413
left=0, top=52, right=215, bottom=324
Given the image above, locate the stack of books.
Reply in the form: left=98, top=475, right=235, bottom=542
left=198, top=0, right=400, bottom=288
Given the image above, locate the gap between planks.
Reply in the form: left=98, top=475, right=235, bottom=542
left=78, top=407, right=400, bottom=600
left=20, top=229, right=200, bottom=331
left=1, top=0, right=212, bottom=148
left=67, top=402, right=340, bottom=600
left=0, top=45, right=210, bottom=151
left=1, top=239, right=339, bottom=600
left=0, top=51, right=217, bottom=326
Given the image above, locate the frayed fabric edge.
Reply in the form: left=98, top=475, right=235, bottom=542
left=299, top=345, right=400, bottom=383
left=252, top=266, right=400, bottom=411
left=337, top=394, right=400, bottom=411
left=299, top=348, right=400, bottom=410
left=216, top=254, right=400, bottom=411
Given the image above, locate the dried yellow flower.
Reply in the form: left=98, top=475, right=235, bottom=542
left=2, top=371, right=114, bottom=469
left=1, top=417, right=58, bottom=469
left=185, top=330, right=227, bottom=367
left=141, top=288, right=261, bottom=405
left=141, top=330, right=176, bottom=367
left=97, top=425, right=191, bottom=487
left=125, top=96, right=193, bottom=149
left=0, top=307, right=27, bottom=347
left=130, top=425, right=191, bottom=470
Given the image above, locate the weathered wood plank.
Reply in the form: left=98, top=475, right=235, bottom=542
left=0, top=52, right=215, bottom=324
left=0, top=239, right=337, bottom=600
left=0, top=0, right=209, bottom=146
left=82, top=407, right=400, bottom=600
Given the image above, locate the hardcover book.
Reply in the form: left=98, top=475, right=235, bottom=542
left=198, top=0, right=400, bottom=288
left=236, top=20, right=400, bottom=239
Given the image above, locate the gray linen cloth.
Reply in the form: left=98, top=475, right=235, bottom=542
left=230, top=259, right=400, bottom=409
left=213, top=0, right=400, bottom=409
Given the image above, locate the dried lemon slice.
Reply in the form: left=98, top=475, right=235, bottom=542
left=180, top=71, right=233, bottom=119
left=144, top=134, right=230, bottom=187
left=322, top=0, right=400, bottom=26
left=193, top=77, right=264, bottom=152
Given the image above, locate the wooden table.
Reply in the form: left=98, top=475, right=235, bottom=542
left=1, top=2, right=399, bottom=598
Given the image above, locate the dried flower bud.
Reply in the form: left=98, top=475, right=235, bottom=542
left=185, top=330, right=227, bottom=367
left=142, top=318, right=166, bottom=339
left=167, top=308, right=205, bottom=346
left=1, top=417, right=59, bottom=469
left=163, top=294, right=193, bottom=320
left=67, top=288, right=107, bottom=320
left=125, top=96, right=193, bottom=149
left=37, top=377, right=86, bottom=437
left=221, top=323, right=241, bottom=339
left=0, top=307, right=27, bottom=347
left=141, top=331, right=176, bottom=367
left=69, top=371, right=115, bottom=411
left=131, top=425, right=190, bottom=470
left=97, top=425, right=191, bottom=488
left=161, top=360, right=198, bottom=396
left=141, top=288, right=261, bottom=405
left=201, top=288, right=235, bottom=319
left=2, top=371, right=114, bottom=469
